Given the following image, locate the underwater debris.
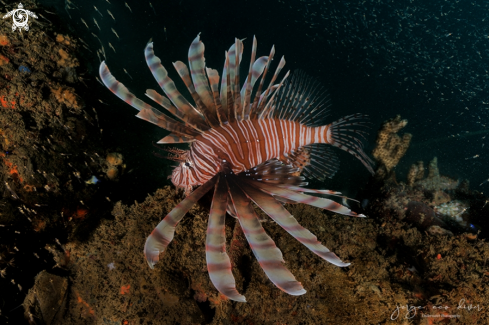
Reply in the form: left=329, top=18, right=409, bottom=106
left=85, top=175, right=99, bottom=185
left=372, top=115, right=412, bottom=178
left=23, top=270, right=68, bottom=325
left=18, top=65, right=31, bottom=73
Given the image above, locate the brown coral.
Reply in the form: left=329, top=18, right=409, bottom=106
left=52, top=86, right=81, bottom=109
left=0, top=35, right=9, bottom=46
left=372, top=115, right=412, bottom=176
left=56, top=34, right=72, bottom=46
left=106, top=152, right=123, bottom=166
left=0, top=54, right=9, bottom=65
left=57, top=48, right=79, bottom=68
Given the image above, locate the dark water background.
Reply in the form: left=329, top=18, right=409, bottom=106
left=38, top=0, right=489, bottom=202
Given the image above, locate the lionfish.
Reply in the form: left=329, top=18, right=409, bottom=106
left=99, top=34, right=374, bottom=302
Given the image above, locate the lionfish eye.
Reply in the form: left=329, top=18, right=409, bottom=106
left=184, top=162, right=191, bottom=167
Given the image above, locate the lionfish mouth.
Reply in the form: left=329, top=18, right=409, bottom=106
left=99, top=33, right=372, bottom=302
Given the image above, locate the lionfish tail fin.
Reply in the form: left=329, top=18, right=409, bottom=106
left=327, top=113, right=375, bottom=175
left=144, top=176, right=217, bottom=268
left=206, top=175, right=246, bottom=302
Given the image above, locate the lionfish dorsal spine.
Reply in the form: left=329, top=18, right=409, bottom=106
left=250, top=45, right=275, bottom=119
left=144, top=42, right=211, bottom=131
left=219, top=51, right=230, bottom=125
left=188, top=34, right=221, bottom=128
left=205, top=67, right=225, bottom=124
left=240, top=36, right=257, bottom=120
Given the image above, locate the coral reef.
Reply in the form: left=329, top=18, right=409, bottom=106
left=105, top=152, right=124, bottom=180
left=0, top=1, right=107, bottom=322
left=372, top=115, right=412, bottom=177
left=416, top=157, right=460, bottom=191
left=51, top=85, right=82, bottom=109
left=24, top=186, right=488, bottom=324
left=57, top=48, right=79, bottom=68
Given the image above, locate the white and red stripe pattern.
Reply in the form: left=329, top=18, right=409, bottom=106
left=101, top=33, right=375, bottom=302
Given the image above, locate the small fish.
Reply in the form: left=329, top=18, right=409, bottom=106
left=101, top=45, right=106, bottom=59
left=109, top=42, right=116, bottom=53
left=125, top=2, right=132, bottom=13
left=149, top=2, right=156, bottom=15
left=164, top=26, right=167, bottom=41
left=106, top=0, right=111, bottom=3
left=99, top=99, right=109, bottom=105
left=94, top=5, right=103, bottom=17
left=80, top=18, right=89, bottom=29
left=107, top=9, right=115, bottom=21
left=124, top=68, right=133, bottom=79
left=93, top=17, right=101, bottom=30
left=111, top=28, right=119, bottom=39
left=86, top=176, right=100, bottom=185
left=96, top=76, right=104, bottom=86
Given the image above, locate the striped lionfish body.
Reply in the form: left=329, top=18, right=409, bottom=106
left=99, top=34, right=374, bottom=302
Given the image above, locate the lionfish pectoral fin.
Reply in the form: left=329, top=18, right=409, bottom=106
left=144, top=176, right=218, bottom=268
left=236, top=179, right=350, bottom=267
left=226, top=176, right=306, bottom=296
left=206, top=175, right=246, bottom=302
left=242, top=178, right=365, bottom=218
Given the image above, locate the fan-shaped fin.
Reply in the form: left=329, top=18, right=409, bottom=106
left=206, top=176, right=246, bottom=302
left=328, top=113, right=375, bottom=175
left=144, top=176, right=218, bottom=268
left=243, top=159, right=307, bottom=186
left=144, top=42, right=210, bottom=129
left=236, top=180, right=350, bottom=267
left=275, top=71, right=332, bottom=126
left=227, top=176, right=306, bottom=296
left=258, top=70, right=290, bottom=119
left=242, top=178, right=364, bottom=218
left=299, top=144, right=341, bottom=181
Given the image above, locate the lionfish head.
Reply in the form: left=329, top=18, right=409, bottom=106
left=164, top=148, right=198, bottom=195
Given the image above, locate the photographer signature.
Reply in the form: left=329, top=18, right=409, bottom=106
left=391, top=298, right=483, bottom=320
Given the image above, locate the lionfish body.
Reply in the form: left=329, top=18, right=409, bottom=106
left=100, top=34, right=374, bottom=302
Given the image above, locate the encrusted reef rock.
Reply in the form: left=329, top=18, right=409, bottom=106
left=0, top=1, right=112, bottom=323
left=372, top=115, right=412, bottom=178
left=50, top=186, right=489, bottom=324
